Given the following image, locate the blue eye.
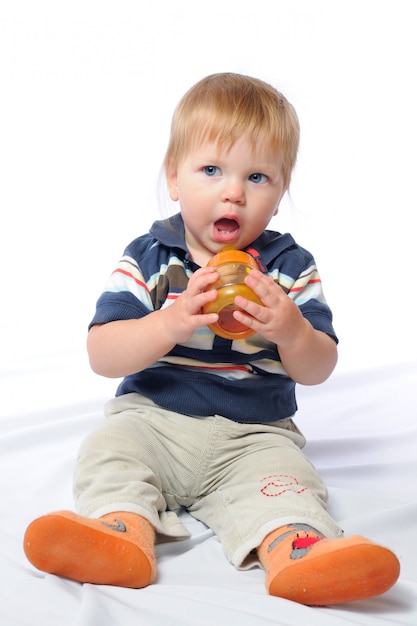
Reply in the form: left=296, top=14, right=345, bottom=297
left=204, top=165, right=220, bottom=177
left=249, top=172, right=268, bottom=184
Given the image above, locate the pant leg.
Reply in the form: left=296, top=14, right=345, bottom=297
left=73, top=394, right=191, bottom=538
left=186, top=416, right=343, bottom=569
left=73, top=392, right=219, bottom=540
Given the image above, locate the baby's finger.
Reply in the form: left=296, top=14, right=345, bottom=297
left=187, top=267, right=218, bottom=294
left=245, top=271, right=281, bottom=306
left=234, top=296, right=268, bottom=323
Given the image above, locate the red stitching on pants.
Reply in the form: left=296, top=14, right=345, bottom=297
left=260, top=474, right=308, bottom=497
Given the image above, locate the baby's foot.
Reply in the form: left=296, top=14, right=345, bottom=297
left=24, top=510, right=156, bottom=588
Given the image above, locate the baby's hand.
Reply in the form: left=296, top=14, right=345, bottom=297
left=233, top=269, right=305, bottom=346
left=165, top=267, right=219, bottom=344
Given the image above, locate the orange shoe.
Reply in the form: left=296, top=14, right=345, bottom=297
left=24, top=510, right=156, bottom=588
left=258, top=524, right=400, bottom=605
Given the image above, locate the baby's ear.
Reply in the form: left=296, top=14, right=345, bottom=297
left=165, top=162, right=179, bottom=201
left=275, top=182, right=289, bottom=215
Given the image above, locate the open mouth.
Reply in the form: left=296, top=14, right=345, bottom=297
left=213, top=218, right=240, bottom=242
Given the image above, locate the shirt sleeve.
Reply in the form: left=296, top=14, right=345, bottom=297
left=275, top=253, right=338, bottom=344
left=88, top=254, right=153, bottom=329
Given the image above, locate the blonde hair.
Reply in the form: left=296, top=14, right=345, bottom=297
left=164, top=73, right=300, bottom=190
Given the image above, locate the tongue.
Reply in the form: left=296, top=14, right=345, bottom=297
left=215, top=218, right=239, bottom=232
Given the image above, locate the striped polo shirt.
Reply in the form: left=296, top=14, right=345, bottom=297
left=89, top=213, right=337, bottom=423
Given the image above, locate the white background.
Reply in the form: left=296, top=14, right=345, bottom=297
left=1, top=0, right=416, bottom=393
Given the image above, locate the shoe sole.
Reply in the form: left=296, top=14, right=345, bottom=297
left=268, top=537, right=400, bottom=605
left=24, top=512, right=152, bottom=588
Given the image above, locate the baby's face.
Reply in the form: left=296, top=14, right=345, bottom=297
left=167, top=134, right=286, bottom=266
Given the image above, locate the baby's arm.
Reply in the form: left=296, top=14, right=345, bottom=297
left=87, top=267, right=219, bottom=379
left=233, top=269, right=337, bottom=385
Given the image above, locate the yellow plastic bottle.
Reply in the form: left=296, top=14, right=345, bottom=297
left=202, top=248, right=263, bottom=340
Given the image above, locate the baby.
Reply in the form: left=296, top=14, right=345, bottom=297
left=24, top=72, right=400, bottom=606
